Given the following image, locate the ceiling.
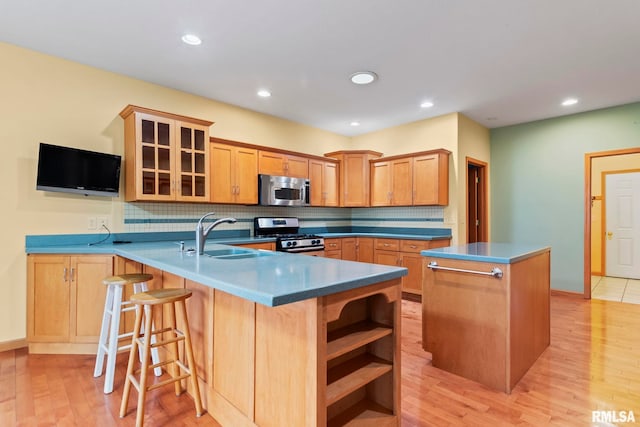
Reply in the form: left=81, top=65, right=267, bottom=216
left=2, top=1, right=640, bottom=136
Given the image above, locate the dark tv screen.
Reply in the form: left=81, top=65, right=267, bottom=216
left=36, top=143, right=121, bottom=197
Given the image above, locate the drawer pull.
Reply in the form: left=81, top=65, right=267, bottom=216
left=427, top=261, right=503, bottom=279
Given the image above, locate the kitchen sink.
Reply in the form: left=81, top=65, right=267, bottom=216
left=203, top=248, right=252, bottom=257
left=203, top=248, right=277, bottom=260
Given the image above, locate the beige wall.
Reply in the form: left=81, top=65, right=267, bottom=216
left=590, top=153, right=640, bottom=275
left=458, top=114, right=491, bottom=242
left=0, top=42, right=349, bottom=342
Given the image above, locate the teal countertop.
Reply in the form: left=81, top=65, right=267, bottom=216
left=26, top=239, right=407, bottom=307
left=421, top=242, right=550, bottom=264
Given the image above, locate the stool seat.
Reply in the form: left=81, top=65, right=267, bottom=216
left=94, top=273, right=161, bottom=394
left=130, top=288, right=192, bottom=305
left=103, top=273, right=154, bottom=286
left=120, top=287, right=204, bottom=426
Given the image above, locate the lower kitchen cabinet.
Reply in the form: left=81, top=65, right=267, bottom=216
left=374, top=238, right=451, bottom=296
left=324, top=238, right=342, bottom=259
left=341, top=237, right=357, bottom=261
left=27, top=254, right=114, bottom=354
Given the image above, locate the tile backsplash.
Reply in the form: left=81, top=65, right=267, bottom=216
left=124, top=202, right=445, bottom=234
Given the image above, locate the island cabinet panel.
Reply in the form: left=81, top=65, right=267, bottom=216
left=422, top=250, right=550, bottom=393
left=27, top=254, right=113, bottom=354
left=212, top=290, right=255, bottom=421
left=255, top=298, right=323, bottom=427
left=185, top=279, right=214, bottom=403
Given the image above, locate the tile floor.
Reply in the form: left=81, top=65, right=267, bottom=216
left=591, top=275, right=640, bottom=304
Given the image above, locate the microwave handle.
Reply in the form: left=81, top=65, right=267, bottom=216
left=302, top=182, right=309, bottom=204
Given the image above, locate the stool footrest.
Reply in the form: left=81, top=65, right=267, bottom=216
left=146, top=374, right=191, bottom=392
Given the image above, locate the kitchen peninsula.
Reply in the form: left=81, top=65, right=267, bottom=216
left=26, top=240, right=407, bottom=427
left=421, top=242, right=550, bottom=393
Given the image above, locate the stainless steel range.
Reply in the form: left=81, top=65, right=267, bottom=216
left=254, top=217, right=325, bottom=254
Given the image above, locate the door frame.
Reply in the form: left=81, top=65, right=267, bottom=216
left=584, top=147, right=640, bottom=298
left=465, top=157, right=488, bottom=244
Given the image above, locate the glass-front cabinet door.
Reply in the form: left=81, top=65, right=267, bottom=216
left=120, top=105, right=213, bottom=202
left=176, top=121, right=209, bottom=201
left=139, top=114, right=174, bottom=200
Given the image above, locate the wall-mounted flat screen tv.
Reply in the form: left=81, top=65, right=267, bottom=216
left=36, top=142, right=122, bottom=197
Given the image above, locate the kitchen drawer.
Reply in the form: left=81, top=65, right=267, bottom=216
left=324, top=238, right=342, bottom=251
left=400, top=240, right=430, bottom=253
left=374, top=238, right=399, bottom=251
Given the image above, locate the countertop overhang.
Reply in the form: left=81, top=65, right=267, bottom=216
left=421, top=242, right=551, bottom=264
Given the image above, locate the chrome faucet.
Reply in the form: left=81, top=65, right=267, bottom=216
left=195, top=212, right=237, bottom=255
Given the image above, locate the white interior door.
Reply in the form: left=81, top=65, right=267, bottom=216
left=605, top=172, right=640, bottom=279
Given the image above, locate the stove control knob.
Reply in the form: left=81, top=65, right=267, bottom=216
left=286, top=241, right=293, bottom=247
left=292, top=241, right=298, bottom=246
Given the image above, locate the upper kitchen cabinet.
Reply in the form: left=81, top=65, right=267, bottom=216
left=370, top=156, right=413, bottom=206
left=120, top=105, right=213, bottom=202
left=324, top=150, right=382, bottom=207
left=413, top=150, right=450, bottom=206
left=258, top=150, right=309, bottom=178
left=309, top=158, right=339, bottom=207
left=210, top=138, right=258, bottom=205
left=370, top=149, right=450, bottom=207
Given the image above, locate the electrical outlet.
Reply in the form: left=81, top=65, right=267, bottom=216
left=96, top=216, right=108, bottom=229
left=88, top=217, right=97, bottom=230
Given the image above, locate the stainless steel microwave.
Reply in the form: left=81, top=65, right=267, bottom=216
left=258, top=174, right=310, bottom=206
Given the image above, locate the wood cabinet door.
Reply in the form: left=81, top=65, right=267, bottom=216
left=234, top=146, right=258, bottom=204
left=309, top=160, right=324, bottom=206
left=27, top=255, right=71, bottom=342
left=357, top=238, right=375, bottom=263
left=285, top=154, right=309, bottom=178
left=258, top=151, right=286, bottom=176
left=413, top=153, right=448, bottom=205
left=400, top=253, right=423, bottom=295
left=374, top=250, right=399, bottom=267
left=343, top=154, right=367, bottom=207
left=391, top=157, right=413, bottom=205
left=70, top=255, right=113, bottom=343
left=323, top=161, right=339, bottom=206
left=210, top=142, right=235, bottom=203
left=370, top=161, right=392, bottom=206
left=175, top=121, right=210, bottom=202
left=342, top=238, right=357, bottom=261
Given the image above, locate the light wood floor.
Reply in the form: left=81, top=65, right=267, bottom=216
left=1, top=295, right=639, bottom=426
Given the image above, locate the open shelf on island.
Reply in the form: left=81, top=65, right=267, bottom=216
left=327, top=321, right=393, bottom=361
left=327, top=398, right=396, bottom=427
left=327, top=353, right=392, bottom=406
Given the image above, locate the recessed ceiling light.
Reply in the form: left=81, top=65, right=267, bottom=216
left=420, top=101, right=434, bottom=108
left=350, top=71, right=378, bottom=85
left=181, top=34, right=202, bottom=46
left=257, top=89, right=271, bottom=98
left=350, top=121, right=361, bottom=127
left=562, top=98, right=578, bottom=106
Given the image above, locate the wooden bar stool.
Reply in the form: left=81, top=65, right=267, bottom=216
left=120, top=288, right=204, bottom=426
left=93, top=274, right=162, bottom=394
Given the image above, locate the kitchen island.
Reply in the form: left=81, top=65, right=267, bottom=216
left=420, top=242, right=550, bottom=393
left=26, top=240, right=407, bottom=426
